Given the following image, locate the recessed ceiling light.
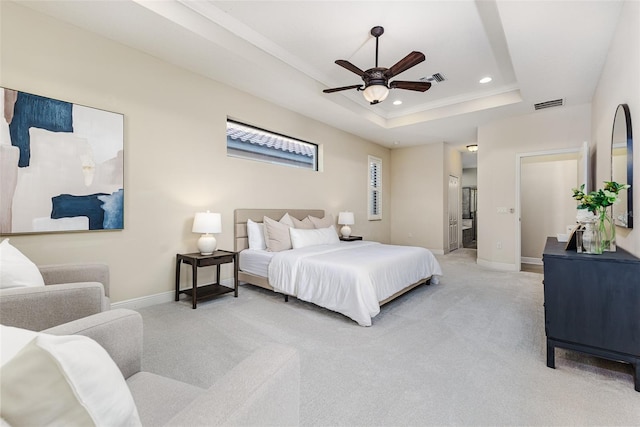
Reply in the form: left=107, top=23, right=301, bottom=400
left=393, top=141, right=400, bottom=145
left=393, top=100, right=402, bottom=106
left=479, top=77, right=492, bottom=84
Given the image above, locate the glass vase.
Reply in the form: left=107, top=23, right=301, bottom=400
left=582, top=220, right=602, bottom=254
left=598, top=208, right=616, bottom=252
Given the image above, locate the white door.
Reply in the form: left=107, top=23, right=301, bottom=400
left=448, top=175, right=460, bottom=252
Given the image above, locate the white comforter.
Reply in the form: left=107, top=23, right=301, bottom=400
left=268, top=241, right=442, bottom=326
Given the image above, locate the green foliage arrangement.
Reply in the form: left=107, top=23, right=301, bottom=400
left=571, top=181, right=630, bottom=214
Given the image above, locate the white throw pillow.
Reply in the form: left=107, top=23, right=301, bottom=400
left=247, top=219, right=267, bottom=250
left=0, top=325, right=39, bottom=366
left=0, top=325, right=142, bottom=427
left=0, top=239, right=45, bottom=289
left=290, top=226, right=340, bottom=249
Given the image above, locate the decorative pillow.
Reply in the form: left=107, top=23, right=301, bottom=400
left=0, top=325, right=39, bottom=366
left=279, top=212, right=295, bottom=228
left=0, top=325, right=142, bottom=427
left=291, top=216, right=315, bottom=229
left=263, top=216, right=293, bottom=252
left=308, top=214, right=335, bottom=229
left=290, top=226, right=340, bottom=249
left=0, top=239, right=45, bottom=289
left=247, top=219, right=267, bottom=250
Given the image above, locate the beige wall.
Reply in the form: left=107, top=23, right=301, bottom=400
left=477, top=104, right=591, bottom=269
left=591, top=0, right=640, bottom=257
left=389, top=144, right=443, bottom=251
left=0, top=3, right=390, bottom=302
left=389, top=142, right=461, bottom=253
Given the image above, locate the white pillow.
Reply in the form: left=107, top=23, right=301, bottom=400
left=290, top=226, right=340, bottom=249
left=247, top=219, right=267, bottom=250
left=0, top=325, right=142, bottom=427
left=0, top=325, right=39, bottom=366
left=0, top=239, right=45, bottom=289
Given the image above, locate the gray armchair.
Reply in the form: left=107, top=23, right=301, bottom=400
left=0, top=263, right=110, bottom=331
left=44, top=309, right=301, bottom=426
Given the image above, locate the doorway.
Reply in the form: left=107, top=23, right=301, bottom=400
left=448, top=175, right=460, bottom=252
left=516, top=143, right=588, bottom=271
left=462, top=187, right=477, bottom=248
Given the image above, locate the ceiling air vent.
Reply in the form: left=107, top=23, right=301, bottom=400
left=534, top=99, right=564, bottom=110
left=420, top=73, right=446, bottom=83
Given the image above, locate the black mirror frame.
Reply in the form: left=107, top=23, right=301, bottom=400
left=611, top=103, right=633, bottom=229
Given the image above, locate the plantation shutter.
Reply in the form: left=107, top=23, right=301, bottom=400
left=368, top=155, right=382, bottom=220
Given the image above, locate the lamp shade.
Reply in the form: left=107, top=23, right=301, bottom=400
left=362, top=84, right=389, bottom=104
left=338, top=211, right=355, bottom=238
left=338, top=212, right=355, bottom=225
left=192, top=211, right=221, bottom=234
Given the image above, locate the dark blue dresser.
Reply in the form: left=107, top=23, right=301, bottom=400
left=542, top=237, right=640, bottom=391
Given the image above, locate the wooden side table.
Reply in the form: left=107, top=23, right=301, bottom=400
left=340, top=235, right=362, bottom=241
left=175, top=250, right=238, bottom=309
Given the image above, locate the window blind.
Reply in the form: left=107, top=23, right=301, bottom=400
left=368, top=155, right=382, bottom=220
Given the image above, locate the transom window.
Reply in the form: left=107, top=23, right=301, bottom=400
left=226, top=119, right=318, bottom=171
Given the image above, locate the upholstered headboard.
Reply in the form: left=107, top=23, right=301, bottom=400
left=234, top=209, right=325, bottom=252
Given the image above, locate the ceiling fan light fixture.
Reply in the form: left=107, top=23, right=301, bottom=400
left=467, top=144, right=479, bottom=152
left=324, top=26, right=429, bottom=103
left=363, top=84, right=389, bottom=104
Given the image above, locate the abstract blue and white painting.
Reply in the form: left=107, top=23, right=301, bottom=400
left=0, top=88, right=124, bottom=234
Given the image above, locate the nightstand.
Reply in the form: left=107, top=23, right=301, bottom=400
left=175, top=250, right=238, bottom=309
left=340, top=235, right=363, bottom=241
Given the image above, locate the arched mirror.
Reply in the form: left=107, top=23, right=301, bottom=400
left=611, top=103, right=633, bottom=228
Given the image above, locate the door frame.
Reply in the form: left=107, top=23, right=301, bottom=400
left=448, top=174, right=460, bottom=252
left=515, top=143, right=587, bottom=270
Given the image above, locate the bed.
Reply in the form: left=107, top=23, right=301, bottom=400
left=234, top=209, right=442, bottom=326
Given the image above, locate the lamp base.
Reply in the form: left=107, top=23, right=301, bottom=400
left=340, top=225, right=352, bottom=238
left=197, top=234, right=217, bottom=255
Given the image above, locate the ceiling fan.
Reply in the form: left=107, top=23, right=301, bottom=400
left=323, top=26, right=431, bottom=105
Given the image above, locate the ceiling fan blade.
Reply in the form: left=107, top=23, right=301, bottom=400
left=335, top=60, right=365, bottom=77
left=389, top=80, right=432, bottom=92
left=323, top=84, right=363, bottom=93
left=386, top=51, right=426, bottom=78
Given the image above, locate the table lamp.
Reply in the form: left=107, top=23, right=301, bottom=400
left=338, top=211, right=355, bottom=238
left=192, top=211, right=221, bottom=255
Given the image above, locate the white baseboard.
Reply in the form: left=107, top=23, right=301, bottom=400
left=476, top=258, right=519, bottom=272
left=521, top=257, right=543, bottom=265
left=111, top=278, right=235, bottom=310
left=111, top=291, right=174, bottom=310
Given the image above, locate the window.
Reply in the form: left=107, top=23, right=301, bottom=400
left=368, top=155, right=382, bottom=220
left=226, top=119, right=318, bottom=171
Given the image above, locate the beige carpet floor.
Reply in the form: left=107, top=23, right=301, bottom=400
left=136, top=248, right=640, bottom=425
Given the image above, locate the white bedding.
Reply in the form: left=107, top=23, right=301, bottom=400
left=268, top=241, right=442, bottom=326
left=239, top=249, right=275, bottom=277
